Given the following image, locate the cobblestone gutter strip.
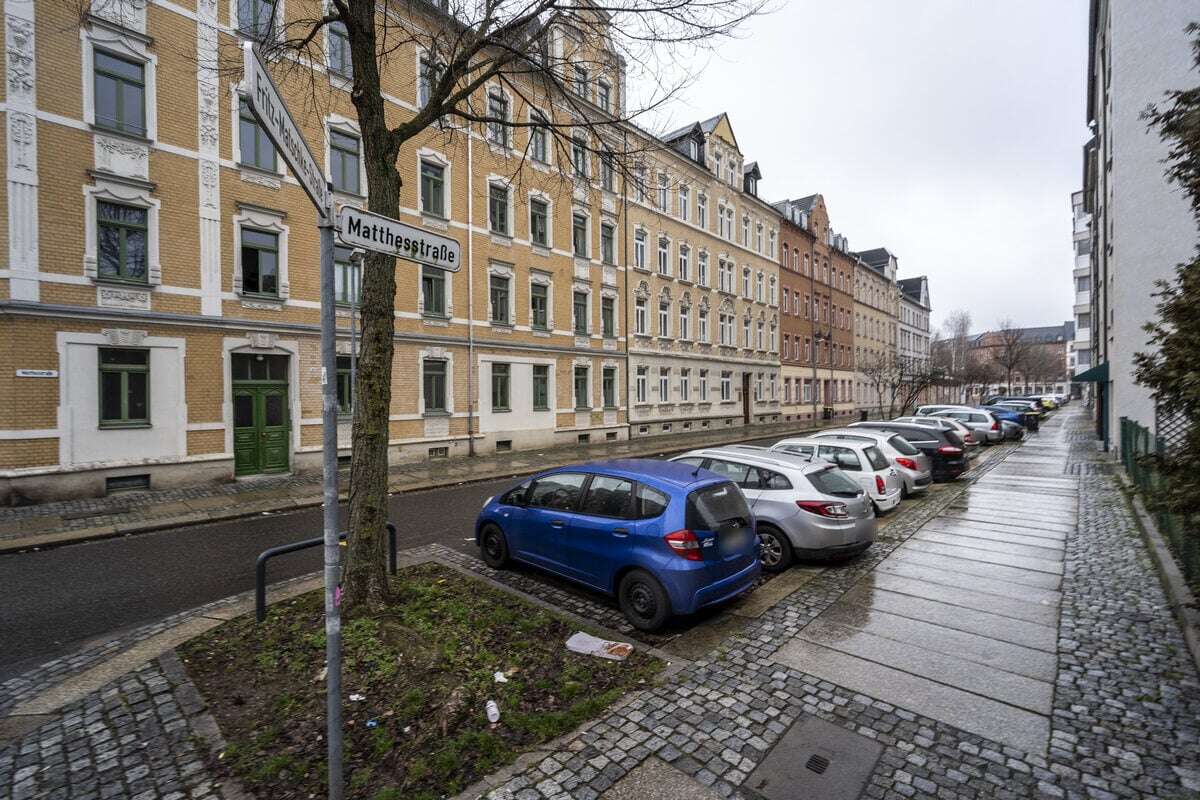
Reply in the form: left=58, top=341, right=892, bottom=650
left=1113, top=470, right=1200, bottom=676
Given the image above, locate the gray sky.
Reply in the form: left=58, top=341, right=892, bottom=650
left=647, top=0, right=1089, bottom=334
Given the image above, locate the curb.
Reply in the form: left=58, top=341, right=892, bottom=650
left=1114, top=469, right=1200, bottom=676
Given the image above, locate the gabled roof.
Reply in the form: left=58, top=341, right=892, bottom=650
left=743, top=161, right=760, bottom=177
left=775, top=194, right=818, bottom=213
left=854, top=248, right=894, bottom=267
left=661, top=120, right=704, bottom=145
left=897, top=276, right=930, bottom=310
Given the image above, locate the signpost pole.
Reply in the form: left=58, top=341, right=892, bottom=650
left=318, top=190, right=343, bottom=800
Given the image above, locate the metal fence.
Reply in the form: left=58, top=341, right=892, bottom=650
left=1119, top=416, right=1200, bottom=588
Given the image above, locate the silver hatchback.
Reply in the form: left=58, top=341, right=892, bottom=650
left=669, top=447, right=876, bottom=572
left=789, top=429, right=933, bottom=498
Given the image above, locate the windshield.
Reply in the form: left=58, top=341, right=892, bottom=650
left=807, top=467, right=861, bottom=498
left=686, top=482, right=751, bottom=531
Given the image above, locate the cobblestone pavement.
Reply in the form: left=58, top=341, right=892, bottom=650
left=3, top=408, right=1198, bottom=800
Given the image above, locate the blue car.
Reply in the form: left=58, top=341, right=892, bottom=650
left=475, top=459, right=761, bottom=631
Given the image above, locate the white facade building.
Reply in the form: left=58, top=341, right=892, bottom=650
left=1068, top=190, right=1092, bottom=399
left=897, top=276, right=931, bottom=368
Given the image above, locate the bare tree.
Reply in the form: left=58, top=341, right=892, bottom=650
left=1020, top=345, right=1064, bottom=393
left=237, top=0, right=771, bottom=611
left=990, top=318, right=1030, bottom=396
left=860, top=350, right=944, bottom=418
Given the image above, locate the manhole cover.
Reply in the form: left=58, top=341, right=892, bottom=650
left=745, top=715, right=883, bottom=800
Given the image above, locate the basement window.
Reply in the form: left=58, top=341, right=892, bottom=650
left=106, top=474, right=150, bottom=494
left=428, top=446, right=448, bottom=459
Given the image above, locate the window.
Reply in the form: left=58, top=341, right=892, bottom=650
left=756, top=272, right=764, bottom=302
left=572, top=213, right=588, bottom=258
left=330, top=129, right=360, bottom=194
left=636, top=484, right=670, bottom=518
left=529, top=472, right=587, bottom=510
left=336, top=356, right=353, bottom=415
left=757, top=320, right=764, bottom=350
left=679, top=186, right=690, bottom=221
left=240, top=228, right=279, bottom=296
left=238, top=0, right=276, bottom=40
left=423, top=359, right=447, bottom=412
left=720, top=371, right=732, bottom=401
left=486, top=91, right=510, bottom=146
left=532, top=364, right=550, bottom=410
left=699, top=369, right=709, bottom=401
left=658, top=302, right=670, bottom=336
left=658, top=237, right=670, bottom=275
left=573, top=65, right=588, bottom=98
left=421, top=266, right=446, bottom=317
left=756, top=223, right=763, bottom=252
left=698, top=251, right=709, bottom=286
left=713, top=151, right=723, bottom=178
left=489, top=184, right=509, bottom=235
left=574, top=366, right=590, bottom=409
left=743, top=317, right=751, bottom=347
left=530, top=112, right=549, bottom=163
left=97, top=201, right=149, bottom=284
left=99, top=348, right=149, bottom=426
left=417, top=53, right=444, bottom=107
left=635, top=366, right=648, bottom=403
left=238, top=99, right=275, bottom=170
left=328, top=22, right=351, bottom=77
left=489, top=275, right=510, bottom=324
left=659, top=367, right=670, bottom=400
left=657, top=174, right=669, bottom=211
left=1078, top=312, right=1091, bottom=329
left=491, top=363, right=510, bottom=411
left=597, top=81, right=611, bottom=112
left=420, top=160, right=445, bottom=217
left=581, top=474, right=632, bottom=517
left=601, top=150, right=615, bottom=192
left=530, top=282, right=549, bottom=330
left=335, top=246, right=359, bottom=305
left=94, top=50, right=146, bottom=137
left=635, top=298, right=647, bottom=334
left=602, top=367, right=616, bottom=408
left=782, top=289, right=790, bottom=313
left=634, top=230, right=647, bottom=269
left=572, top=136, right=588, bottom=179
left=679, top=306, right=690, bottom=339
left=601, top=296, right=615, bottom=338
left=742, top=216, right=750, bottom=246
left=601, top=223, right=615, bottom=264
left=698, top=307, right=709, bottom=342
left=697, top=195, right=707, bottom=229
left=573, top=291, right=588, bottom=335
left=530, top=198, right=549, bottom=246
left=742, top=269, right=751, bottom=298
left=634, top=165, right=647, bottom=203
left=679, top=246, right=690, bottom=282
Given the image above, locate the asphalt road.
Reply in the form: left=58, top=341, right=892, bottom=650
left=0, top=434, right=789, bottom=681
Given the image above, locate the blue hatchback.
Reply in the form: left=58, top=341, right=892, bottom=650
left=475, top=459, right=761, bottom=630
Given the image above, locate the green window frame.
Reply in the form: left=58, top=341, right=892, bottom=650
left=601, top=296, right=615, bottom=338
left=420, top=160, right=445, bottom=217
left=336, top=356, right=353, bottom=415
left=489, top=184, right=509, bottom=234
left=574, top=366, right=590, bottom=410
left=238, top=98, right=276, bottom=170
left=491, top=363, right=510, bottom=411
left=97, top=201, right=149, bottom=284
left=423, top=359, right=447, bottom=413
left=530, top=283, right=549, bottom=330
left=530, top=198, right=549, bottom=246
left=98, top=348, right=150, bottom=427
left=532, top=364, right=550, bottom=411
left=330, top=129, right=360, bottom=195
left=240, top=228, right=279, bottom=297
left=421, top=266, right=446, bottom=317
left=328, top=21, right=351, bottom=76
left=334, top=246, right=359, bottom=305
left=600, top=223, right=614, bottom=265
left=573, top=291, right=588, bottom=335
left=489, top=275, right=510, bottom=324
left=93, top=50, right=146, bottom=137
left=602, top=367, right=616, bottom=409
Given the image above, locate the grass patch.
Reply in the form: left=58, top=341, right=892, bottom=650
left=180, top=563, right=661, bottom=798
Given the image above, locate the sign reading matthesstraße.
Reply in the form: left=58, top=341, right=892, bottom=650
left=242, top=43, right=328, bottom=212
left=337, top=206, right=462, bottom=272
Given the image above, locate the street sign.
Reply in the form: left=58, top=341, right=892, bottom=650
left=242, top=42, right=328, bottom=212
left=337, top=206, right=462, bottom=272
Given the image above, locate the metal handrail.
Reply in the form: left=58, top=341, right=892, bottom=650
left=255, top=522, right=397, bottom=622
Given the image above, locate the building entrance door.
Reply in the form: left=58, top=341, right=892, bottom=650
left=232, top=354, right=290, bottom=475
left=742, top=372, right=751, bottom=424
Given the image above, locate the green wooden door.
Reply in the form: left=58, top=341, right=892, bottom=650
left=232, top=385, right=290, bottom=475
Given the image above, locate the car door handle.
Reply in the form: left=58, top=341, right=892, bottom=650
left=612, top=527, right=629, bottom=537
left=549, top=520, right=566, bottom=528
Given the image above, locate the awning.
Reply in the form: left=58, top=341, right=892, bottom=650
left=1073, top=362, right=1109, bottom=382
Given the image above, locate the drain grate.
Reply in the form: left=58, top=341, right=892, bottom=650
left=805, top=754, right=830, bottom=774
left=746, top=715, right=883, bottom=800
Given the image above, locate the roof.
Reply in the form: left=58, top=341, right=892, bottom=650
left=968, top=322, right=1076, bottom=345
left=774, top=194, right=818, bottom=214
left=743, top=161, right=760, bottom=177
left=897, top=276, right=930, bottom=309
left=854, top=248, right=894, bottom=268
left=662, top=113, right=732, bottom=148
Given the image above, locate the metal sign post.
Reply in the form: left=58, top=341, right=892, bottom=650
left=242, top=42, right=343, bottom=800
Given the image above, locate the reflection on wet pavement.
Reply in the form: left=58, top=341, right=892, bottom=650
left=774, top=426, right=1078, bottom=755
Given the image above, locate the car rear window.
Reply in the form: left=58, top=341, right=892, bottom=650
left=686, top=482, right=751, bottom=531
left=864, top=446, right=889, bottom=471
left=807, top=467, right=861, bottom=497
left=889, top=435, right=920, bottom=456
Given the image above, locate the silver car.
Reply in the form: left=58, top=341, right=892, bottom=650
left=785, top=429, right=932, bottom=498
left=930, top=409, right=1003, bottom=444
left=893, top=415, right=981, bottom=457
left=668, top=447, right=876, bottom=571
left=764, top=437, right=903, bottom=513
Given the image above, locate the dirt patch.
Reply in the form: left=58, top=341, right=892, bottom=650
left=180, top=563, right=661, bottom=800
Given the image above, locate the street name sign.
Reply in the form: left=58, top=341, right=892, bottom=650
left=242, top=42, right=328, bottom=212
left=337, top=206, right=462, bottom=272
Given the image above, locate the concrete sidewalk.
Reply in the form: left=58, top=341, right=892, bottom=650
left=0, top=418, right=834, bottom=553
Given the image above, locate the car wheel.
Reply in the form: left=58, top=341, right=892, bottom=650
left=479, top=524, right=510, bottom=569
left=618, top=569, right=672, bottom=631
left=756, top=525, right=793, bottom=573
left=900, top=482, right=910, bottom=500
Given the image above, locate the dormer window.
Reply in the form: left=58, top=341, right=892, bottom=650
left=746, top=176, right=757, bottom=196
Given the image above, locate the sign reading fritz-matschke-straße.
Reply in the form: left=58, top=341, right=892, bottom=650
left=336, top=206, right=462, bottom=272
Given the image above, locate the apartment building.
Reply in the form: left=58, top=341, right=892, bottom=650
left=773, top=195, right=856, bottom=423
left=897, top=277, right=931, bottom=367
left=1083, top=0, right=1196, bottom=449
left=1069, top=189, right=1093, bottom=400
left=852, top=248, right=899, bottom=414
left=0, top=0, right=630, bottom=502
left=625, top=113, right=781, bottom=436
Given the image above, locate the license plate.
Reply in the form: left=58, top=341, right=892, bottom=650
left=720, top=530, right=752, bottom=555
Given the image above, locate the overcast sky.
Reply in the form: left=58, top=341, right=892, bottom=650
left=644, top=0, right=1089, bottom=334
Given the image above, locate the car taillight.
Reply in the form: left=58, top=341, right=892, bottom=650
left=664, top=529, right=702, bottom=561
left=797, top=500, right=849, bottom=518
left=896, top=457, right=917, bottom=471
left=991, top=421, right=1000, bottom=431
left=964, top=432, right=976, bottom=443
left=938, top=445, right=963, bottom=455
left=875, top=475, right=886, bottom=494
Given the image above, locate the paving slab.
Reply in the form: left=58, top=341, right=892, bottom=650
left=745, top=715, right=883, bottom=800
left=902, top=539, right=1065, bottom=574
left=914, top=530, right=1065, bottom=561
left=886, top=547, right=1062, bottom=589
left=921, top=520, right=1067, bottom=547
left=922, top=516, right=1068, bottom=540
left=939, top=510, right=1076, bottom=534
left=875, top=558, right=1062, bottom=605
left=773, top=639, right=1051, bottom=754
left=602, top=757, right=722, bottom=800
left=858, top=570, right=1059, bottom=624
left=949, top=500, right=1079, bottom=522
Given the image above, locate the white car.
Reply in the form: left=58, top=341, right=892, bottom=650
left=770, top=436, right=903, bottom=513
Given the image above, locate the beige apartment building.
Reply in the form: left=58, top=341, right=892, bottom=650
left=852, top=248, right=900, bottom=415
left=0, top=0, right=631, bottom=502
left=625, top=114, right=781, bottom=436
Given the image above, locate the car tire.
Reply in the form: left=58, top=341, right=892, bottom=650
left=479, top=524, right=510, bottom=569
left=618, top=569, right=672, bottom=631
left=756, top=525, right=794, bottom=573
left=900, top=482, right=910, bottom=500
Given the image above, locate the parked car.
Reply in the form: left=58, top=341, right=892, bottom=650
left=779, top=429, right=932, bottom=499
left=892, top=415, right=982, bottom=457
left=914, top=404, right=974, bottom=416
left=974, top=405, right=1028, bottom=439
left=985, top=400, right=1042, bottom=431
left=929, top=408, right=1003, bottom=444
left=668, top=447, right=876, bottom=571
left=475, top=459, right=761, bottom=630
left=762, top=437, right=902, bottom=514
left=848, top=421, right=969, bottom=481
